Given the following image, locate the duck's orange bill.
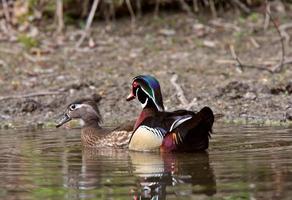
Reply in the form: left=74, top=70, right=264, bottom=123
left=126, top=92, right=135, bottom=101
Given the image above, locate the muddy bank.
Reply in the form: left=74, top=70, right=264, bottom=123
left=0, top=12, right=292, bottom=128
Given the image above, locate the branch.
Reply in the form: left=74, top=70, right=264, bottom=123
left=56, top=0, right=64, bottom=34
left=154, top=0, right=160, bottom=16
left=170, top=74, right=188, bottom=106
left=192, top=0, right=199, bottom=13
left=170, top=74, right=197, bottom=110
left=178, top=0, right=193, bottom=16
left=209, top=0, right=217, bottom=18
left=267, top=10, right=285, bottom=73
left=263, top=0, right=270, bottom=31
left=229, top=9, right=289, bottom=74
left=249, top=37, right=260, bottom=48
left=229, top=45, right=243, bottom=73
left=125, top=0, right=135, bottom=24
left=0, top=91, right=63, bottom=102
left=186, top=97, right=198, bottom=110
left=279, top=23, right=292, bottom=45
left=2, top=0, right=10, bottom=23
left=76, top=0, right=100, bottom=48
left=271, top=57, right=292, bottom=73
left=231, top=0, right=251, bottom=14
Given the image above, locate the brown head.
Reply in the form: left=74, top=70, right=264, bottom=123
left=56, top=95, right=102, bottom=128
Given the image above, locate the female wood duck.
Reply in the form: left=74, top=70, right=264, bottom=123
left=56, top=95, right=134, bottom=148
left=126, top=75, right=214, bottom=152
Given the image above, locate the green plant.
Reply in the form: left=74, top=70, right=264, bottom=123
left=18, top=34, right=39, bottom=49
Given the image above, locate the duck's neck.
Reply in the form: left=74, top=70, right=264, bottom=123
left=83, top=118, right=102, bottom=130
left=134, top=107, right=157, bottom=130
left=80, top=118, right=102, bottom=146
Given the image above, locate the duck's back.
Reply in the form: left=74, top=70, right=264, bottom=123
left=82, top=120, right=135, bottom=148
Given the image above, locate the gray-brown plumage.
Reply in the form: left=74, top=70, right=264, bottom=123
left=56, top=95, right=134, bottom=148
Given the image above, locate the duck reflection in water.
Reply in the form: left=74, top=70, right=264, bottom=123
left=63, top=147, right=216, bottom=199
left=130, top=152, right=216, bottom=199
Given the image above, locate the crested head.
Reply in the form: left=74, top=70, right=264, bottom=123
left=56, top=96, right=102, bottom=128
left=127, top=75, right=164, bottom=111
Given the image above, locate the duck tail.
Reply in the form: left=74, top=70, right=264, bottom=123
left=175, top=106, right=214, bottom=151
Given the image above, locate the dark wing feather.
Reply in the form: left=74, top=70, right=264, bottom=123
left=140, top=110, right=196, bottom=130
left=171, top=106, right=214, bottom=151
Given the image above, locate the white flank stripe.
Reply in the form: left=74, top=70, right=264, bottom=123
left=169, top=116, right=193, bottom=132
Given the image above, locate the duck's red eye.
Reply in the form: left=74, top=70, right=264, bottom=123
left=132, top=81, right=138, bottom=88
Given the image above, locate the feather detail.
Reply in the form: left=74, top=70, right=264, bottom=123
left=169, top=115, right=192, bottom=132
left=129, top=125, right=166, bottom=151
left=81, top=127, right=132, bottom=148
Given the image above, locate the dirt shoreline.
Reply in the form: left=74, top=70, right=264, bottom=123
left=0, top=12, right=292, bottom=128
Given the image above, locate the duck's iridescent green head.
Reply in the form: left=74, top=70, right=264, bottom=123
left=126, top=75, right=164, bottom=111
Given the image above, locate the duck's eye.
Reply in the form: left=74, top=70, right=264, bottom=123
left=69, top=104, right=76, bottom=111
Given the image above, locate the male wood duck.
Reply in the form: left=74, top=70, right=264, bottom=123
left=126, top=75, right=214, bottom=152
left=56, top=95, right=134, bottom=148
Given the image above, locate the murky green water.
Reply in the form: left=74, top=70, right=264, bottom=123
left=0, top=125, right=292, bottom=200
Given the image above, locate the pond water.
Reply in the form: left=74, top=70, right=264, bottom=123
left=0, top=124, right=292, bottom=200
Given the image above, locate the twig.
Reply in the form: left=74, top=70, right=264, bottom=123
left=229, top=45, right=243, bottom=73
left=2, top=0, right=10, bottom=23
left=229, top=45, right=275, bottom=73
left=154, top=0, right=160, bottom=16
left=215, top=59, right=237, bottom=64
left=209, top=0, right=217, bottom=18
left=231, top=0, right=251, bottom=14
left=249, top=37, right=260, bottom=48
left=193, top=0, right=199, bottom=12
left=178, top=0, right=193, bottom=16
left=271, top=57, right=292, bottom=73
left=55, top=0, right=64, bottom=34
left=81, top=0, right=90, bottom=18
left=263, top=0, right=270, bottom=31
left=170, top=74, right=189, bottom=106
left=229, top=43, right=274, bottom=73
left=269, top=11, right=285, bottom=73
left=0, top=91, right=63, bottom=102
left=170, top=74, right=197, bottom=110
left=186, top=97, right=198, bottom=110
left=76, top=0, right=100, bottom=48
left=136, top=0, right=142, bottom=18
left=229, top=10, right=289, bottom=73
left=125, top=0, right=135, bottom=25
left=279, top=23, right=292, bottom=44
left=210, top=19, right=241, bottom=32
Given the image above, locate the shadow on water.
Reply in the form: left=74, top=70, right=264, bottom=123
left=0, top=124, right=292, bottom=199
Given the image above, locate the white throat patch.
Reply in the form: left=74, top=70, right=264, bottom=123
left=141, top=98, right=148, bottom=108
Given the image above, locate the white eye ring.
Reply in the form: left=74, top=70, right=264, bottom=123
left=69, top=104, right=76, bottom=111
